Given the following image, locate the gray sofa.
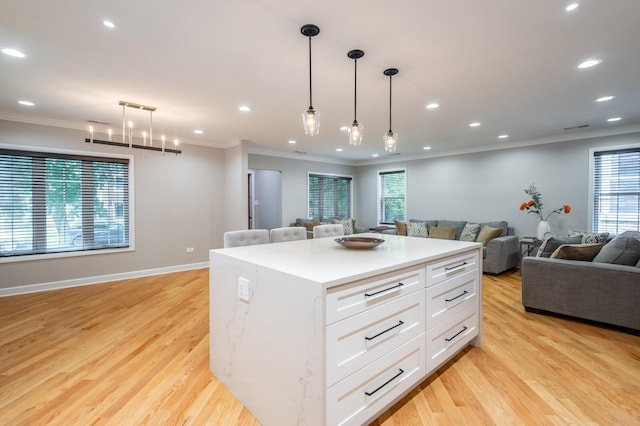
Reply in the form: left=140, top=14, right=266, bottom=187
left=521, top=231, right=640, bottom=334
left=388, top=219, right=520, bottom=275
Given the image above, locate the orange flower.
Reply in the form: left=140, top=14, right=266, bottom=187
left=519, top=202, right=527, bottom=211
left=527, top=200, right=535, bottom=207
left=563, top=204, right=571, bottom=214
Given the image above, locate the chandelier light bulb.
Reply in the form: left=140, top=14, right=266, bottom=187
left=349, top=121, right=363, bottom=146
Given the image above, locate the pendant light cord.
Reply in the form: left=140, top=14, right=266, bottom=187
left=354, top=58, right=358, bottom=121
left=308, top=36, right=313, bottom=108
left=388, top=74, right=393, bottom=132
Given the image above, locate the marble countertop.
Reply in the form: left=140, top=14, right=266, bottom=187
left=211, top=233, right=481, bottom=288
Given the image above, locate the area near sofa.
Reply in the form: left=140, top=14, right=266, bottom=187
left=521, top=230, right=640, bottom=334
left=388, top=219, right=520, bottom=275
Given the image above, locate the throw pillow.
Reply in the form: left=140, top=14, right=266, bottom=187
left=460, top=223, right=480, bottom=242
left=592, top=235, right=640, bottom=266
left=438, top=220, right=468, bottom=240
left=567, top=230, right=610, bottom=244
left=394, top=220, right=407, bottom=236
left=303, top=221, right=321, bottom=232
left=409, top=219, right=438, bottom=234
left=476, top=225, right=503, bottom=246
left=406, top=221, right=428, bottom=238
left=333, top=218, right=354, bottom=235
left=536, top=235, right=582, bottom=258
left=429, top=226, right=456, bottom=240
left=550, top=243, right=604, bottom=261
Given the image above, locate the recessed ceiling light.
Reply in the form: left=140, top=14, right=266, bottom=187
left=578, top=58, right=603, bottom=69
left=238, top=105, right=251, bottom=112
left=18, top=100, right=35, bottom=106
left=469, top=122, right=481, bottom=127
left=103, top=20, right=115, bottom=29
left=336, top=148, right=343, bottom=152
left=607, top=117, right=622, bottom=122
left=595, top=95, right=615, bottom=102
left=372, top=154, right=379, bottom=158
left=423, top=146, right=431, bottom=150
left=288, top=140, right=296, bottom=144
left=565, top=3, right=579, bottom=12
left=340, top=126, right=349, bottom=131
left=426, top=103, right=439, bottom=109
left=2, top=48, right=25, bottom=58
left=193, top=129, right=204, bottom=135
left=498, top=134, right=509, bottom=139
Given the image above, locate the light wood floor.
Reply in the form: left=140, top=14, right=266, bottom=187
left=0, top=269, right=638, bottom=425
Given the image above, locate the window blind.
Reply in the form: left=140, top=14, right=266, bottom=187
left=308, top=174, right=352, bottom=220
left=593, top=147, right=640, bottom=234
left=379, top=170, right=406, bottom=224
left=0, top=148, right=130, bottom=258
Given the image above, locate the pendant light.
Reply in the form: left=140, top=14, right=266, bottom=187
left=301, top=24, right=320, bottom=136
left=383, top=68, right=399, bottom=153
left=347, top=49, right=364, bottom=146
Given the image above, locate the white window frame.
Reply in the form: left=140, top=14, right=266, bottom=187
left=0, top=143, right=135, bottom=263
left=589, top=143, right=640, bottom=233
left=377, top=168, right=406, bottom=225
left=306, top=171, right=354, bottom=220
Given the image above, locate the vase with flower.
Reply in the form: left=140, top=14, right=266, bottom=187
left=519, top=183, right=571, bottom=240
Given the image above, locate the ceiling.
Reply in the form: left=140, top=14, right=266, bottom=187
left=2, top=0, right=640, bottom=164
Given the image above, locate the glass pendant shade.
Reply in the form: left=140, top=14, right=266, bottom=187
left=349, top=120, right=363, bottom=146
left=384, top=130, right=398, bottom=152
left=302, top=107, right=320, bottom=136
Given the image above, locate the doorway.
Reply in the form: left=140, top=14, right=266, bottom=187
left=248, top=169, right=282, bottom=230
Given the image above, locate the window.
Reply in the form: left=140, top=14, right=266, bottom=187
left=308, top=173, right=352, bottom=219
left=0, top=147, right=130, bottom=259
left=592, top=146, right=640, bottom=234
left=378, top=169, right=406, bottom=224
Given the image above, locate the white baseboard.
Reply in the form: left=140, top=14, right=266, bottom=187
left=0, top=262, right=209, bottom=298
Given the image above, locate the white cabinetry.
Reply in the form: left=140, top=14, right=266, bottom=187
left=210, top=234, right=482, bottom=426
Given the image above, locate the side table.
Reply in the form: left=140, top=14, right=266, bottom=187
left=520, top=237, right=542, bottom=258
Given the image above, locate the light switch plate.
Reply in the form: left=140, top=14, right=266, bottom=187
left=238, top=277, right=250, bottom=302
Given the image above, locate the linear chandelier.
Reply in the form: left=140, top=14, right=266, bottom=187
left=84, top=101, right=182, bottom=154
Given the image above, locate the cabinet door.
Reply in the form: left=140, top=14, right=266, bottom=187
left=327, top=336, right=426, bottom=426
left=426, top=304, right=477, bottom=373
left=426, top=250, right=479, bottom=287
left=326, top=266, right=425, bottom=325
left=426, top=269, right=477, bottom=328
left=326, top=290, right=425, bottom=386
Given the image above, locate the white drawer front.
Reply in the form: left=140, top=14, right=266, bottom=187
left=327, top=290, right=425, bottom=386
left=425, top=249, right=479, bottom=287
left=326, top=266, right=425, bottom=325
left=426, top=269, right=478, bottom=328
left=426, top=305, right=477, bottom=373
left=327, top=336, right=426, bottom=426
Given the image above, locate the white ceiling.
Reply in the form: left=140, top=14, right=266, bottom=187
left=2, top=0, right=640, bottom=163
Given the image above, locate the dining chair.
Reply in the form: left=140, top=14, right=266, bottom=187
left=313, top=224, right=344, bottom=239
left=223, top=229, right=270, bottom=248
left=269, top=227, right=307, bottom=243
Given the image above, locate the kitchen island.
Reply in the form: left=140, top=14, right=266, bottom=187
left=210, top=233, right=483, bottom=425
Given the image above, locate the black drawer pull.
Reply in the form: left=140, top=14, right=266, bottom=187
left=365, top=282, right=404, bottom=297
left=364, top=368, right=405, bottom=396
left=445, top=326, right=468, bottom=342
left=444, top=261, right=467, bottom=271
left=445, top=290, right=468, bottom=302
left=365, top=320, right=404, bottom=341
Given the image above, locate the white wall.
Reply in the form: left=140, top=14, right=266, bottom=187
left=355, top=132, right=640, bottom=238
left=248, top=154, right=357, bottom=225
left=0, top=120, right=227, bottom=290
